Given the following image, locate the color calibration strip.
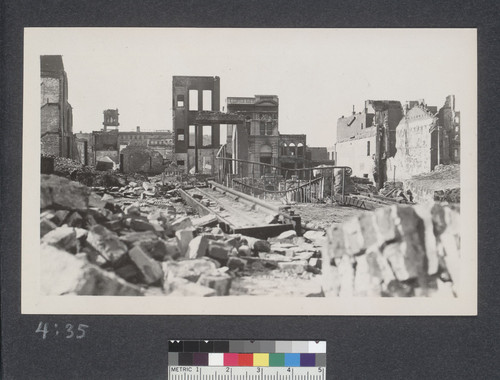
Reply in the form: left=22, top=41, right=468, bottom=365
left=168, top=340, right=326, bottom=367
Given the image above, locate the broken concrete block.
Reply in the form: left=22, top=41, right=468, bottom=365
left=86, top=225, right=128, bottom=263
left=277, top=260, right=307, bottom=275
left=325, top=225, right=346, bottom=259
left=240, top=235, right=271, bottom=252
left=129, top=218, right=156, bottom=232
left=175, top=228, right=195, bottom=255
left=265, top=214, right=279, bottom=224
left=40, top=243, right=143, bottom=296
left=237, top=245, right=252, bottom=256
left=41, top=225, right=77, bottom=253
left=374, top=206, right=398, bottom=243
left=40, top=218, right=57, bottom=237
left=134, top=239, right=169, bottom=261
left=227, top=257, right=247, bottom=271
left=303, top=230, right=326, bottom=242
left=162, top=258, right=219, bottom=284
left=119, top=231, right=158, bottom=246
left=114, top=263, right=141, bottom=283
left=192, top=214, right=218, bottom=228
left=88, top=193, right=106, bottom=208
left=53, top=210, right=70, bottom=225
left=101, top=193, right=115, bottom=202
left=185, top=235, right=209, bottom=259
left=342, top=217, right=365, bottom=256
left=124, top=204, right=141, bottom=217
left=207, top=240, right=232, bottom=265
left=104, top=219, right=123, bottom=232
left=41, top=174, right=90, bottom=211
left=65, top=211, right=83, bottom=228
left=197, top=273, right=232, bottom=296
left=128, top=245, right=164, bottom=285
left=358, top=212, right=378, bottom=248
left=276, top=230, right=297, bottom=241
left=171, top=216, right=194, bottom=232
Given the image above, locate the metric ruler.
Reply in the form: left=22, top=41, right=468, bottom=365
left=168, top=366, right=326, bottom=380
left=167, top=340, right=326, bottom=380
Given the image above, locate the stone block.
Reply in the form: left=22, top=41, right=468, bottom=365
left=358, top=212, right=378, bottom=248
left=277, top=260, right=307, bottom=274
left=175, top=228, right=195, bottom=255
left=86, top=225, right=128, bottom=263
left=185, top=235, right=209, bottom=259
left=65, top=211, right=83, bottom=228
left=276, top=230, right=297, bottom=241
left=227, top=257, right=247, bottom=271
left=162, top=259, right=219, bottom=284
left=53, top=210, right=70, bottom=225
left=374, top=206, right=397, bottom=243
left=207, top=240, right=232, bottom=265
left=135, top=239, right=169, bottom=261
left=192, top=214, right=218, bottom=228
left=129, top=218, right=156, bottom=232
left=303, top=230, right=326, bottom=243
left=40, top=243, right=143, bottom=296
left=114, top=263, right=141, bottom=282
left=241, top=235, right=271, bottom=252
left=41, top=174, right=90, bottom=211
left=197, top=273, right=232, bottom=296
left=101, top=193, right=115, bottom=202
left=119, top=231, right=158, bottom=247
left=325, top=225, right=346, bottom=259
left=171, top=216, right=194, bottom=232
left=128, top=245, right=164, bottom=285
left=41, top=225, right=77, bottom=253
left=40, top=218, right=57, bottom=237
left=237, top=245, right=252, bottom=256
left=342, top=217, right=365, bottom=255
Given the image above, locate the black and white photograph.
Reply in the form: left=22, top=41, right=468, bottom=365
left=24, top=28, right=477, bottom=315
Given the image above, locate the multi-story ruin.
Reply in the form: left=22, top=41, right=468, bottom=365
left=335, top=100, right=403, bottom=187
left=172, top=76, right=221, bottom=174
left=40, top=55, right=74, bottom=158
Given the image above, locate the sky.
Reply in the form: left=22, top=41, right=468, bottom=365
left=27, top=28, right=476, bottom=147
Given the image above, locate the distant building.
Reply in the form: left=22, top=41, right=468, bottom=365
left=387, top=96, right=457, bottom=180
left=40, top=55, right=74, bottom=158
left=306, top=147, right=334, bottom=167
left=172, top=76, right=221, bottom=174
left=278, top=133, right=307, bottom=178
left=118, top=127, right=174, bottom=162
left=335, top=100, right=403, bottom=187
left=226, top=95, right=280, bottom=177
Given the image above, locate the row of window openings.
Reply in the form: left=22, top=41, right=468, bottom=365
left=176, top=126, right=213, bottom=147
left=176, top=90, right=212, bottom=111
left=281, top=145, right=305, bottom=157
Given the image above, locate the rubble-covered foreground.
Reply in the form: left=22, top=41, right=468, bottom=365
left=40, top=173, right=460, bottom=297
left=40, top=174, right=324, bottom=296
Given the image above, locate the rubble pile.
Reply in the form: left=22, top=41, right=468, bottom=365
left=40, top=174, right=324, bottom=296
left=324, top=203, right=460, bottom=297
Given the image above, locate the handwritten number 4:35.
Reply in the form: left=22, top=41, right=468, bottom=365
left=36, top=322, right=88, bottom=339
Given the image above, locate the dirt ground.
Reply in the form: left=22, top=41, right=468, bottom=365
left=290, top=203, right=367, bottom=230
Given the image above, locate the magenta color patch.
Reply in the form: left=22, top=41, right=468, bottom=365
left=223, top=353, right=239, bottom=366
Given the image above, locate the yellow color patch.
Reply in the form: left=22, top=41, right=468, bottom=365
left=253, top=353, right=269, bottom=367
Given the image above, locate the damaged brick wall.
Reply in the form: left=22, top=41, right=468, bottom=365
left=323, top=203, right=460, bottom=297
left=121, top=146, right=164, bottom=174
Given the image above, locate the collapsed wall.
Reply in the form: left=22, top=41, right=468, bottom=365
left=323, top=203, right=460, bottom=297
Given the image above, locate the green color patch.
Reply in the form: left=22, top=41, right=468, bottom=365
left=269, top=353, right=285, bottom=367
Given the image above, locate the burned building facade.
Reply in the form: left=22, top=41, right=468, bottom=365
left=387, top=97, right=457, bottom=180
left=172, top=76, right=221, bottom=174
left=40, top=55, right=74, bottom=158
left=335, top=100, right=403, bottom=187
left=118, top=127, right=174, bottom=162
left=226, top=95, right=280, bottom=177
left=278, top=133, right=307, bottom=177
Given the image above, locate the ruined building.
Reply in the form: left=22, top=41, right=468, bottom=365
left=226, top=95, right=280, bottom=177
left=40, top=55, right=74, bottom=158
left=335, top=100, right=403, bottom=187
left=387, top=96, right=458, bottom=180
left=172, top=76, right=221, bottom=174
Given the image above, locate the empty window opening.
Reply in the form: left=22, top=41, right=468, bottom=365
left=220, top=124, right=227, bottom=146
left=177, top=95, right=185, bottom=108
left=202, top=90, right=212, bottom=111
left=188, top=125, right=196, bottom=147
left=260, top=121, right=266, bottom=136
left=177, top=160, right=185, bottom=166
left=297, top=143, right=304, bottom=156
left=177, top=129, right=185, bottom=141
left=245, top=117, right=251, bottom=135
left=202, top=125, right=212, bottom=147
left=189, top=90, right=198, bottom=111
left=367, top=141, right=370, bottom=156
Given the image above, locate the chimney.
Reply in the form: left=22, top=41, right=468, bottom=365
left=352, top=105, right=355, bottom=115
left=136, top=126, right=140, bottom=132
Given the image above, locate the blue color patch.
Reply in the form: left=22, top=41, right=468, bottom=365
left=284, top=353, right=300, bottom=367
